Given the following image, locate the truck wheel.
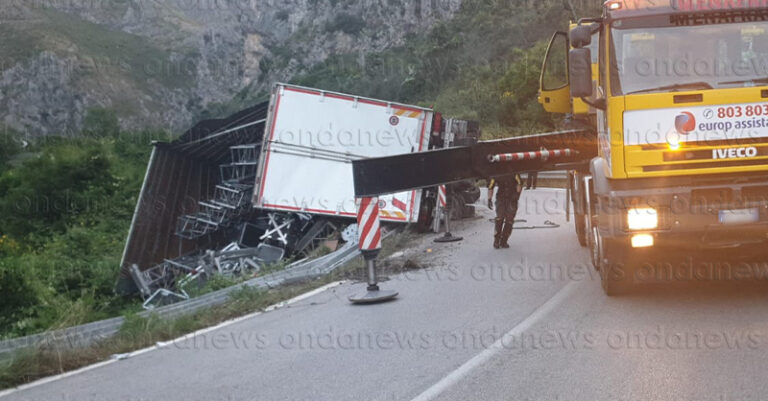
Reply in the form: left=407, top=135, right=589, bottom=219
left=589, top=225, right=601, bottom=270
left=599, top=240, right=631, bottom=296
left=575, top=211, right=588, bottom=247
left=572, top=172, right=588, bottom=248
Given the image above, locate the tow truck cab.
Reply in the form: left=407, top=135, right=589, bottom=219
left=539, top=0, right=768, bottom=293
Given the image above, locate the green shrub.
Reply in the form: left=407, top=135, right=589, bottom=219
left=82, top=108, right=120, bottom=138
left=0, top=142, right=114, bottom=240
left=0, top=132, right=150, bottom=339
left=0, top=262, right=39, bottom=336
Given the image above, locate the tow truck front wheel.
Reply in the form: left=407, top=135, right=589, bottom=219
left=589, top=225, right=601, bottom=270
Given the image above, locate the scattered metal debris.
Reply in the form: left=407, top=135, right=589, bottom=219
left=133, top=235, right=341, bottom=310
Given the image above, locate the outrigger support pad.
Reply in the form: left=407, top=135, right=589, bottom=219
left=434, top=232, right=463, bottom=243
left=349, top=250, right=398, bottom=304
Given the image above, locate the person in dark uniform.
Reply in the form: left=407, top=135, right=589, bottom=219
left=487, top=174, right=523, bottom=249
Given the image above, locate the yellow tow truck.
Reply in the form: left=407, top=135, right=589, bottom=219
left=352, top=0, right=768, bottom=295
left=539, top=0, right=768, bottom=293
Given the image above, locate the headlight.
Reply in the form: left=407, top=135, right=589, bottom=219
left=667, top=132, right=681, bottom=150
left=627, top=208, right=658, bottom=230
left=631, top=234, right=654, bottom=248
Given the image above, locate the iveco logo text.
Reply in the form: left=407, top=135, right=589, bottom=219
left=712, top=147, right=758, bottom=159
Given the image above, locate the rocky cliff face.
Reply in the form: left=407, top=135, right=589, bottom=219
left=0, top=0, right=461, bottom=136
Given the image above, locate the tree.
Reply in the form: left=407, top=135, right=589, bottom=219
left=497, top=42, right=556, bottom=132
left=0, top=127, right=21, bottom=170
left=82, top=108, right=120, bottom=138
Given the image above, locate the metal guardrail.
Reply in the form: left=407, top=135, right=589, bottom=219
left=0, top=235, right=386, bottom=360
left=530, top=171, right=567, bottom=180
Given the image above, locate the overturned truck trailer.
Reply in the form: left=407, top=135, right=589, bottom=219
left=253, top=84, right=432, bottom=222
left=116, top=103, right=269, bottom=293
left=117, top=84, right=441, bottom=294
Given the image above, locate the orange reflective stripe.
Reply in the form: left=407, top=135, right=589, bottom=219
left=394, top=109, right=422, bottom=118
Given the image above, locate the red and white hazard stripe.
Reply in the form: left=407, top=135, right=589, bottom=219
left=487, top=148, right=577, bottom=163
left=357, top=197, right=382, bottom=251
left=392, top=198, right=407, bottom=212
left=438, top=185, right=447, bottom=208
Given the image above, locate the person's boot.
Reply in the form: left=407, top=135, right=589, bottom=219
left=493, top=219, right=504, bottom=249
left=500, top=222, right=513, bottom=248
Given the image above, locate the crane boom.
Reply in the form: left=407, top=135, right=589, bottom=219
left=352, top=128, right=596, bottom=197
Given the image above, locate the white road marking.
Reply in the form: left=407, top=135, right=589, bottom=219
left=409, top=280, right=580, bottom=401
left=0, top=281, right=346, bottom=398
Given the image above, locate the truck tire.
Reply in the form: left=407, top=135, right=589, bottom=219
left=575, top=211, right=588, bottom=247
left=599, top=239, right=631, bottom=296
left=589, top=225, right=601, bottom=270
left=571, top=171, right=588, bottom=248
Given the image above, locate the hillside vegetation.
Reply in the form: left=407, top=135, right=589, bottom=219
left=291, top=0, right=599, bottom=136
left=0, top=113, right=165, bottom=338
left=0, top=0, right=601, bottom=339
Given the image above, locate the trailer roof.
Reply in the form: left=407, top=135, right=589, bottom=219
left=275, top=83, right=433, bottom=113
left=167, top=101, right=268, bottom=164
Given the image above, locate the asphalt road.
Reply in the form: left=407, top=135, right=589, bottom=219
left=4, top=188, right=768, bottom=401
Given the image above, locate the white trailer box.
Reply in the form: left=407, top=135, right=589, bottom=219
left=253, top=83, right=433, bottom=223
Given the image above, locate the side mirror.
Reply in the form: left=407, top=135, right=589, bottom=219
left=570, top=24, right=594, bottom=48
left=569, top=48, right=592, bottom=98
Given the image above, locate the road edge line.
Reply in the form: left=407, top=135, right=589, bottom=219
left=0, top=281, right=346, bottom=399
